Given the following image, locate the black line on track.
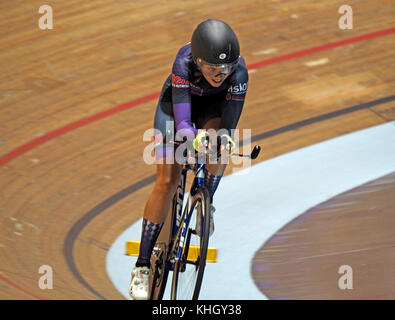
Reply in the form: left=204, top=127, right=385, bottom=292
left=64, top=175, right=156, bottom=300
left=65, top=94, right=395, bottom=299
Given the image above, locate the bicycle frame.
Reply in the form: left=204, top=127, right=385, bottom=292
left=150, top=144, right=261, bottom=299
left=149, top=161, right=206, bottom=299
left=170, top=162, right=206, bottom=262
left=168, top=145, right=262, bottom=262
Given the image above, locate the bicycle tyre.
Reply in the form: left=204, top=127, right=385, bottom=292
left=170, top=187, right=211, bottom=300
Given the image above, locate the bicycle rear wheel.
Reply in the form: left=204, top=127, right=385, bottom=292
left=171, top=187, right=211, bottom=300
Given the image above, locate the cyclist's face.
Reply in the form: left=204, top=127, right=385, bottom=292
left=200, top=64, right=231, bottom=88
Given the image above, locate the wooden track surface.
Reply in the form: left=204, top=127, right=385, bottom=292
left=252, top=172, right=395, bottom=299
left=0, top=0, right=394, bottom=299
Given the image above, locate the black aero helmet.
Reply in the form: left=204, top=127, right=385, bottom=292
left=191, top=19, right=240, bottom=71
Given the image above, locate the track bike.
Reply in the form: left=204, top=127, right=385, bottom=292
left=149, top=135, right=261, bottom=300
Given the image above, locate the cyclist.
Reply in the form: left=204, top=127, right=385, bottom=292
left=130, top=19, right=248, bottom=300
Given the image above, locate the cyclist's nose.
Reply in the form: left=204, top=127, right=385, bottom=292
left=214, top=73, right=226, bottom=80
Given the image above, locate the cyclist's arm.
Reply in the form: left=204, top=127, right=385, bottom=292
left=173, top=102, right=197, bottom=138
left=171, top=47, right=198, bottom=140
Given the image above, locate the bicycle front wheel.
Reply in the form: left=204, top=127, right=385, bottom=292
left=171, top=187, right=211, bottom=300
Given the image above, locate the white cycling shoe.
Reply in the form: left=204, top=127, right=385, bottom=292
left=129, top=266, right=149, bottom=300
left=195, top=204, right=215, bottom=237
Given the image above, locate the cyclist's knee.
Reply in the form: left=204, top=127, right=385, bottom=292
left=155, top=164, right=181, bottom=194
left=155, top=177, right=178, bottom=194
left=202, top=117, right=221, bottom=131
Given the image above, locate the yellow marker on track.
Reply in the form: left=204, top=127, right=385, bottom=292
left=126, top=241, right=217, bottom=263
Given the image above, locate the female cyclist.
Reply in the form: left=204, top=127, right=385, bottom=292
left=129, top=19, right=249, bottom=300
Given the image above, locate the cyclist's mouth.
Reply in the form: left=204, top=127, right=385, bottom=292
left=210, top=78, right=224, bottom=87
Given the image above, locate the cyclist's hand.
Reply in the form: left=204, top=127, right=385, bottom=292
left=216, top=134, right=237, bottom=157
left=193, top=131, right=237, bottom=158
left=193, top=130, right=210, bottom=153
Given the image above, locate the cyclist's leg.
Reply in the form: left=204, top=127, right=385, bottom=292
left=136, top=88, right=182, bottom=268
left=193, top=90, right=244, bottom=202
left=192, top=94, right=227, bottom=202
left=202, top=118, right=227, bottom=201
left=130, top=79, right=181, bottom=300
left=189, top=116, right=222, bottom=237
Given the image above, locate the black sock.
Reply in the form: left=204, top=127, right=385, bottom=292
left=136, top=218, right=163, bottom=268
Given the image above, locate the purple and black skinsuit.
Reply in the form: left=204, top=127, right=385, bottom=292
left=153, top=43, right=249, bottom=160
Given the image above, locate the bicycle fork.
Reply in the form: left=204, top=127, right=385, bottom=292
left=175, top=163, right=206, bottom=262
